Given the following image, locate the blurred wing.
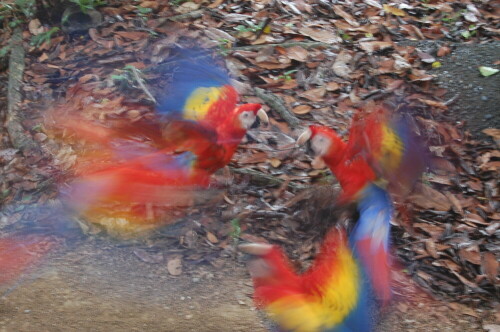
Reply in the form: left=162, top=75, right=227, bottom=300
left=247, top=246, right=330, bottom=332
left=352, top=184, right=392, bottom=303
left=347, top=108, right=428, bottom=195
left=0, top=235, right=58, bottom=284
left=245, top=230, right=368, bottom=332
left=157, top=48, right=238, bottom=126
left=64, top=150, right=206, bottom=210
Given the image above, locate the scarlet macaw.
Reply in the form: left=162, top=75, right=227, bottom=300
left=239, top=185, right=391, bottom=332
left=54, top=48, right=267, bottom=234
left=294, top=106, right=427, bottom=305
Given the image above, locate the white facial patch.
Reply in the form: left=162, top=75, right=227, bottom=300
left=311, top=133, right=332, bottom=156
left=239, top=110, right=257, bottom=129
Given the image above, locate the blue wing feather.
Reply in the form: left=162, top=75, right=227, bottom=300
left=352, top=184, right=392, bottom=252
left=157, top=48, right=232, bottom=118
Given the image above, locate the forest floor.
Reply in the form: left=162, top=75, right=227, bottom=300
left=0, top=1, right=499, bottom=331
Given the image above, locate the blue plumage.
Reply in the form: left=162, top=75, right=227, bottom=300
left=157, top=49, right=231, bottom=118
left=352, top=184, right=392, bottom=252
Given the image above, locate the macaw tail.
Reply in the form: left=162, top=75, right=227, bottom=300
left=352, top=183, right=392, bottom=304
left=240, top=229, right=370, bottom=332
left=157, top=48, right=239, bottom=125
left=0, top=234, right=58, bottom=284
left=64, top=151, right=204, bottom=209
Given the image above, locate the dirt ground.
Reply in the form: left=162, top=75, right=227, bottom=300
left=0, top=238, right=267, bottom=332
left=433, top=42, right=500, bottom=137
left=0, top=236, right=496, bottom=332
left=399, top=41, right=500, bottom=139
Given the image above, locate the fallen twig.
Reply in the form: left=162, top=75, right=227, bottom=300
left=162, top=9, right=204, bottom=23
left=254, top=88, right=300, bottom=128
left=230, top=166, right=307, bottom=191
left=130, top=66, right=157, bottom=104
left=5, top=27, right=38, bottom=152
left=444, top=93, right=460, bottom=106
left=232, top=41, right=337, bottom=52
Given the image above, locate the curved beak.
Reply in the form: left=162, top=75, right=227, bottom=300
left=296, top=127, right=312, bottom=147
left=238, top=243, right=273, bottom=256
left=256, top=108, right=269, bottom=125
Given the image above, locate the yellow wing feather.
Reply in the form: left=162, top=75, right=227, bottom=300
left=183, top=87, right=222, bottom=121
left=265, top=247, right=360, bottom=332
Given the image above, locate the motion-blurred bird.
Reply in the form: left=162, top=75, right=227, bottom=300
left=297, top=106, right=427, bottom=200
left=239, top=184, right=392, bottom=332
left=44, top=48, right=267, bottom=235
left=293, top=105, right=427, bottom=303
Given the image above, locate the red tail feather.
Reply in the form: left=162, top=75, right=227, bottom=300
left=0, top=235, right=58, bottom=284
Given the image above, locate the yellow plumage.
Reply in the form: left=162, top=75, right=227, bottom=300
left=265, top=246, right=360, bottom=332
left=184, top=87, right=222, bottom=121
left=378, top=124, right=404, bottom=172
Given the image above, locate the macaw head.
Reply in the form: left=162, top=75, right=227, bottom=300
left=296, top=125, right=346, bottom=159
left=232, top=103, right=268, bottom=130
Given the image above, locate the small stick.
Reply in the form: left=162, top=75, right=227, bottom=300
left=230, top=166, right=307, bottom=191
left=130, top=66, right=157, bottom=104
left=254, top=88, right=300, bottom=128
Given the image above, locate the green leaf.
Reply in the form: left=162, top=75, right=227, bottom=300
left=30, top=27, right=60, bottom=47
left=431, top=61, right=442, bottom=69
left=31, top=124, right=43, bottom=132
left=123, top=64, right=137, bottom=71
left=235, top=25, right=249, bottom=32
left=137, top=6, right=152, bottom=14
left=479, top=66, right=499, bottom=77
left=461, top=30, right=471, bottom=39
left=230, top=218, right=241, bottom=239
left=0, top=46, right=10, bottom=58
left=111, top=74, right=127, bottom=81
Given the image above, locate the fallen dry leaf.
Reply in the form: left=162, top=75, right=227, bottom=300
left=437, top=46, right=452, bottom=57
left=483, top=325, right=500, bottom=332
left=332, top=51, right=353, bottom=79
left=175, top=1, right=200, bottom=14
left=445, top=192, right=463, bottom=215
left=359, top=41, right=393, bottom=53
left=413, top=223, right=445, bottom=239
left=410, top=184, right=451, bottom=211
left=299, top=26, right=341, bottom=44
left=206, top=231, right=219, bottom=244
left=292, top=105, right=312, bottom=115
left=115, top=31, right=149, bottom=41
left=459, top=248, right=481, bottom=265
left=325, top=82, right=340, bottom=91
left=286, top=46, right=308, bottom=62
left=28, top=19, right=44, bottom=35
left=333, top=5, right=360, bottom=27
left=417, top=98, right=448, bottom=110
left=383, top=4, right=406, bottom=16
left=167, top=256, right=183, bottom=276
left=299, top=87, right=326, bottom=102
left=269, top=158, right=282, bottom=168
left=481, top=252, right=499, bottom=284
left=464, top=213, right=489, bottom=225
left=425, top=240, right=439, bottom=259
left=482, top=128, right=500, bottom=139
left=450, top=270, right=481, bottom=291
left=140, top=1, right=159, bottom=10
